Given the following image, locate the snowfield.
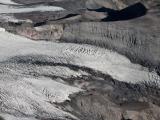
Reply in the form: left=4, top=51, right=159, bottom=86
left=0, top=30, right=159, bottom=83
left=0, top=0, right=64, bottom=22
left=0, top=27, right=5, bottom=31
left=0, top=29, right=159, bottom=119
left=0, top=0, right=18, bottom=5
left=0, top=1, right=64, bottom=22
left=0, top=30, right=81, bottom=120
left=0, top=4, right=64, bottom=14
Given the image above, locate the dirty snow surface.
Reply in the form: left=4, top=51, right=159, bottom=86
left=0, top=29, right=160, bottom=120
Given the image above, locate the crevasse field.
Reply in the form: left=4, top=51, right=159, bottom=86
left=0, top=0, right=160, bottom=120
left=0, top=28, right=159, bottom=119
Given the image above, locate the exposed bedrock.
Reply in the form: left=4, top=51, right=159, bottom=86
left=56, top=66, right=160, bottom=120
left=60, top=90, right=160, bottom=120
left=16, top=24, right=64, bottom=41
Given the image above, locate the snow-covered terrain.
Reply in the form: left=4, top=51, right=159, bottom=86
left=0, top=1, right=159, bottom=119
left=0, top=30, right=159, bottom=84
left=0, top=0, right=64, bottom=22
left=0, top=28, right=159, bottom=120
left=0, top=28, right=82, bottom=120
left=0, top=0, right=159, bottom=119
left=0, top=27, right=5, bottom=31
left=0, top=0, right=18, bottom=5
left=0, top=4, right=64, bottom=13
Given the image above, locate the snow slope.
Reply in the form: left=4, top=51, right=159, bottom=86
left=0, top=1, right=64, bottom=22
left=0, top=4, right=64, bottom=13
left=0, top=30, right=159, bottom=83
left=0, top=27, right=5, bottom=31
left=0, top=29, right=81, bottom=120
left=0, top=0, right=18, bottom=5
left=0, top=29, right=159, bottom=119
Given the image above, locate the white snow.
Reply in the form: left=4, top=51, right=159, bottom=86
left=0, top=4, right=65, bottom=14
left=23, top=77, right=82, bottom=103
left=0, top=27, right=5, bottom=31
left=0, top=1, right=64, bottom=22
left=0, top=31, right=81, bottom=120
left=0, top=77, right=81, bottom=118
left=63, top=45, right=160, bottom=84
left=0, top=0, right=18, bottom=5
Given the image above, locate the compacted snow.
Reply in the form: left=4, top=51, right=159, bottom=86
left=0, top=29, right=81, bottom=120
left=0, top=27, right=5, bottom=31
left=0, top=4, right=64, bottom=13
left=0, top=0, right=64, bottom=22
left=0, top=29, right=159, bottom=119
left=0, top=0, right=18, bottom=5
left=0, top=30, right=159, bottom=83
